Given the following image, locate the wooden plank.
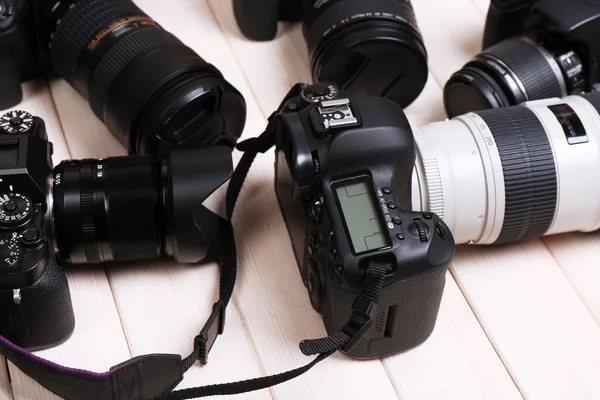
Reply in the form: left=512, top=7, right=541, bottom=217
left=453, top=242, right=600, bottom=399
left=544, top=233, right=600, bottom=327
left=470, top=0, right=491, bottom=15
left=0, top=359, right=10, bottom=400
left=1, top=81, right=131, bottom=399
left=411, top=0, right=486, bottom=93
left=382, top=277, right=522, bottom=400
left=209, top=1, right=527, bottom=399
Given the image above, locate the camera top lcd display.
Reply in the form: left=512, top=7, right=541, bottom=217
left=334, top=180, right=390, bottom=254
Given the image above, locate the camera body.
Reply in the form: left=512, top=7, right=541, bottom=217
left=0, top=111, right=75, bottom=349
left=0, top=0, right=60, bottom=109
left=274, top=84, right=455, bottom=358
left=0, top=110, right=234, bottom=349
left=485, top=0, right=600, bottom=93
left=444, top=0, right=600, bottom=117
left=233, top=0, right=428, bottom=109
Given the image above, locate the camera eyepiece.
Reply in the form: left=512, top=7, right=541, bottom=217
left=48, top=0, right=246, bottom=157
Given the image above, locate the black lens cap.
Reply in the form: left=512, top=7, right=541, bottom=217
left=444, top=67, right=511, bottom=118
left=311, top=22, right=428, bottom=109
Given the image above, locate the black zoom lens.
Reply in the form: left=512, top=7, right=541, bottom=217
left=444, top=37, right=585, bottom=118
left=51, top=147, right=233, bottom=265
left=48, top=0, right=246, bottom=157
left=53, top=156, right=162, bottom=264
left=304, top=0, right=428, bottom=108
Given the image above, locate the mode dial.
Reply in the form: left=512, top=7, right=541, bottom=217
left=0, top=193, right=33, bottom=229
left=0, top=111, right=34, bottom=134
left=0, top=234, right=20, bottom=271
left=302, top=84, right=339, bottom=103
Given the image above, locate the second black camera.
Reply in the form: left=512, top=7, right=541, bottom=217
left=0, top=110, right=232, bottom=350
left=233, top=0, right=429, bottom=109
left=444, top=0, right=600, bottom=117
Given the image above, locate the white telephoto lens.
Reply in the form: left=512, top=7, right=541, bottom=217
left=411, top=93, right=600, bottom=245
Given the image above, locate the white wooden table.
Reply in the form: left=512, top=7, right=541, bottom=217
left=3, top=1, right=600, bottom=399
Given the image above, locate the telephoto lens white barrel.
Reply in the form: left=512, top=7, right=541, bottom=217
left=411, top=93, right=600, bottom=245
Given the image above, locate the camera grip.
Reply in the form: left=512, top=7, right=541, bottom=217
left=324, top=265, right=448, bottom=359
left=483, top=0, right=535, bottom=48
left=0, top=56, right=22, bottom=109
left=0, top=254, right=75, bottom=350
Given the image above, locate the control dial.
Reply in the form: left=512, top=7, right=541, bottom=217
left=0, top=1, right=13, bottom=19
left=0, top=111, right=34, bottom=134
left=0, top=193, right=33, bottom=229
left=0, top=234, right=20, bottom=271
left=302, top=84, right=339, bottom=103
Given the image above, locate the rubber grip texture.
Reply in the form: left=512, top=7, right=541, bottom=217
left=475, top=106, right=558, bottom=244
left=485, top=37, right=564, bottom=101
left=304, top=0, right=419, bottom=52
left=50, top=0, right=145, bottom=83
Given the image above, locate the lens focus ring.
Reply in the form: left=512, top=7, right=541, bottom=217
left=50, top=0, right=145, bottom=83
left=475, top=107, right=558, bottom=244
left=53, top=157, right=161, bottom=264
left=482, top=37, right=565, bottom=102
left=304, top=0, right=420, bottom=52
left=88, top=26, right=182, bottom=121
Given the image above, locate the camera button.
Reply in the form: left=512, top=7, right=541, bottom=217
left=387, top=202, right=397, bottom=210
left=329, top=247, right=337, bottom=260
left=21, top=229, right=43, bottom=248
left=423, top=213, right=433, bottom=220
left=396, top=233, right=405, bottom=240
left=436, top=223, right=448, bottom=239
left=393, top=217, right=402, bottom=225
left=310, top=200, right=323, bottom=222
left=382, top=187, right=392, bottom=194
left=3, top=201, right=17, bottom=212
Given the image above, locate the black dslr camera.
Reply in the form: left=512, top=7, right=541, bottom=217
left=444, top=0, right=600, bottom=117
left=273, top=84, right=455, bottom=358
left=233, top=0, right=428, bottom=108
left=0, top=0, right=246, bottom=158
left=0, top=111, right=232, bottom=349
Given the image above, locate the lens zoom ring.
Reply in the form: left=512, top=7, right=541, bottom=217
left=50, top=0, right=145, bottom=83
left=88, top=27, right=182, bottom=120
left=305, top=0, right=421, bottom=52
left=485, top=37, right=564, bottom=101
left=79, top=163, right=101, bottom=263
left=475, top=107, right=557, bottom=244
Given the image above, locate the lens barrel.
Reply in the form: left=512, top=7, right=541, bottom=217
left=305, top=0, right=428, bottom=108
left=52, top=156, right=162, bottom=264
left=444, top=37, right=587, bottom=117
left=48, top=0, right=246, bottom=157
left=51, top=147, right=233, bottom=265
left=413, top=93, right=600, bottom=245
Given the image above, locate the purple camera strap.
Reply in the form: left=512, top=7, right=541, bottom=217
left=0, top=334, right=186, bottom=399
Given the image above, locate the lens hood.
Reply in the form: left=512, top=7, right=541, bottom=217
left=311, top=20, right=428, bottom=108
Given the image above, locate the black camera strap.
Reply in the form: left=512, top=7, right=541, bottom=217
left=0, top=84, right=390, bottom=400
